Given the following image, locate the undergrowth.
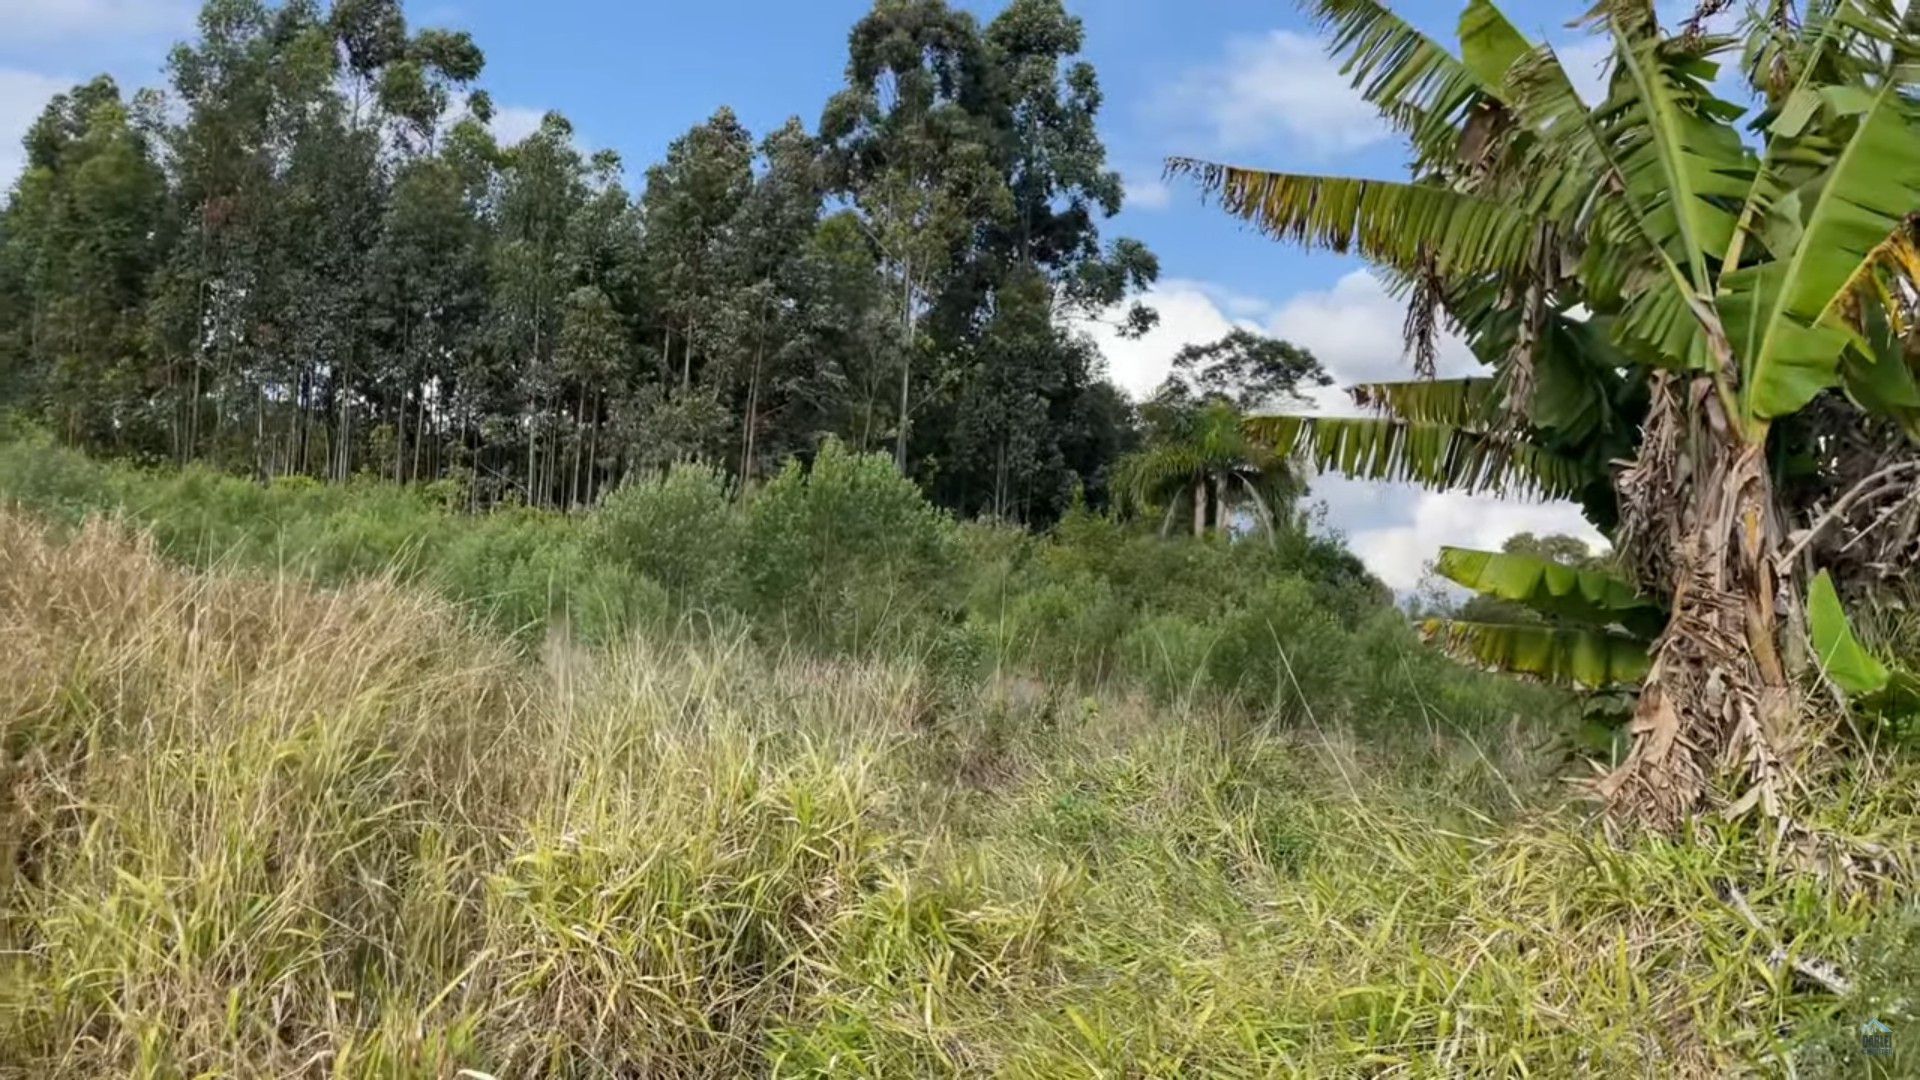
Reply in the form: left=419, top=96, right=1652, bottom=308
left=2, top=511, right=1916, bottom=1077
left=0, top=430, right=1564, bottom=745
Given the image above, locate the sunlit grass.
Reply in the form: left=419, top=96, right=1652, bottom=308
left=1, top=511, right=1914, bottom=1077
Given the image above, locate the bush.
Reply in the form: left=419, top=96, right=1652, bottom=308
left=591, top=463, right=739, bottom=610
left=741, top=438, right=961, bottom=651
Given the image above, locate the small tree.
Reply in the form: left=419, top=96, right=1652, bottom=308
left=1117, top=333, right=1327, bottom=542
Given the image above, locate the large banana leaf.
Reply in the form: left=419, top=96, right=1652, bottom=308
left=1422, top=618, right=1652, bottom=687
left=1719, top=82, right=1920, bottom=424
left=1838, top=298, right=1920, bottom=437
left=1244, top=414, right=1589, bottom=497
left=1456, top=0, right=1529, bottom=91
left=1434, top=546, right=1665, bottom=635
left=1166, top=163, right=1535, bottom=278
left=1603, top=28, right=1751, bottom=285
left=1349, top=377, right=1503, bottom=425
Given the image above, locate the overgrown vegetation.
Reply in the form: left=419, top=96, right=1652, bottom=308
left=3, top=505, right=1916, bottom=1077
left=9, top=0, right=1920, bottom=1072
left=0, top=429, right=1552, bottom=738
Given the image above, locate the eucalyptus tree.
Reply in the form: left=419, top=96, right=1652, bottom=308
left=490, top=112, right=589, bottom=506
left=0, top=78, right=169, bottom=452
left=161, top=0, right=327, bottom=468
left=641, top=108, right=754, bottom=393
left=370, top=152, right=490, bottom=483
left=822, top=0, right=1007, bottom=470
left=1177, top=0, right=1920, bottom=825
left=556, top=150, right=645, bottom=503
left=714, top=119, right=826, bottom=482
left=979, top=0, right=1158, bottom=328
left=914, top=0, right=1159, bottom=519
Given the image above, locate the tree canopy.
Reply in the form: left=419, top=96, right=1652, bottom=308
left=0, top=0, right=1159, bottom=529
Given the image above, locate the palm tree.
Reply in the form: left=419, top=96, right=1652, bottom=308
left=1173, top=0, right=1920, bottom=827
left=1114, top=400, right=1295, bottom=542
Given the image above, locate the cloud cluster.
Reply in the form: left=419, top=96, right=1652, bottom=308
left=487, top=105, right=549, bottom=146
left=1121, top=171, right=1172, bottom=211
left=0, top=70, right=77, bottom=189
left=1156, top=30, right=1389, bottom=161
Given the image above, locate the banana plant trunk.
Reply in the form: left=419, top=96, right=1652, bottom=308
left=1601, top=375, right=1803, bottom=826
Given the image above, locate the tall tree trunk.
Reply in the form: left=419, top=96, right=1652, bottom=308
left=1192, top=477, right=1207, bottom=539
left=526, top=396, right=537, bottom=508
left=412, top=388, right=427, bottom=484
left=586, top=390, right=601, bottom=504
left=896, top=255, right=914, bottom=472
left=1602, top=375, right=1801, bottom=827
left=741, top=309, right=766, bottom=484
left=573, top=384, right=588, bottom=508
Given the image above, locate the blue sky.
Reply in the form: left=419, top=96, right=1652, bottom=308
left=0, top=0, right=1622, bottom=589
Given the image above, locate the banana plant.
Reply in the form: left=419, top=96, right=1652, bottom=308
left=1422, top=545, right=1661, bottom=688
left=1175, top=0, right=1920, bottom=825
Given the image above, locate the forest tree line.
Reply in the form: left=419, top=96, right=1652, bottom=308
left=0, top=0, right=1168, bottom=524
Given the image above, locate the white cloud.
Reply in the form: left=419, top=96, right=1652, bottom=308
left=1159, top=30, right=1389, bottom=160
left=1315, top=478, right=1604, bottom=592
left=1266, top=269, right=1477, bottom=405
left=1080, top=270, right=1470, bottom=408
left=1123, top=171, right=1171, bottom=211
left=1076, top=279, right=1248, bottom=398
left=0, top=0, right=193, bottom=42
left=487, top=105, right=547, bottom=146
left=0, top=69, right=73, bottom=190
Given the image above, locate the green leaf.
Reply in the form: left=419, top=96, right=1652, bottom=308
left=1770, top=87, right=1820, bottom=137
left=1422, top=618, right=1652, bottom=688
left=1604, top=26, right=1752, bottom=285
left=1719, top=82, right=1920, bottom=422
left=1808, top=570, right=1890, bottom=694
left=1165, top=163, right=1536, bottom=279
left=1838, top=300, right=1920, bottom=433
left=1243, top=413, right=1590, bottom=498
left=1457, top=0, right=1530, bottom=91
left=1349, top=378, right=1503, bottom=425
left=1434, top=546, right=1664, bottom=635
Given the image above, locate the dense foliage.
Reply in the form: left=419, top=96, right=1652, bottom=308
left=0, top=429, right=1566, bottom=739
left=0, top=0, right=1158, bottom=528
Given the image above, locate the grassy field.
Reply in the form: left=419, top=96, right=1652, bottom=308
left=2, top=501, right=1917, bottom=1077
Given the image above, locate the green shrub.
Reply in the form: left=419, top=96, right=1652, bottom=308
left=741, top=438, right=961, bottom=651
left=1206, top=575, right=1353, bottom=719
left=591, top=463, right=740, bottom=609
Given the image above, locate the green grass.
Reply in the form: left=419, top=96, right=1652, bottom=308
left=3, top=509, right=1917, bottom=1077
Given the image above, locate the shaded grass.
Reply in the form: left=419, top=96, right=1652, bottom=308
left=3, top=512, right=1916, bottom=1076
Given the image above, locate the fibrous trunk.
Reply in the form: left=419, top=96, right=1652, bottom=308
left=1601, top=374, right=1804, bottom=828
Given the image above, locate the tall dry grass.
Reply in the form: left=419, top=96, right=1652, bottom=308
left=2, top=510, right=1915, bottom=1077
